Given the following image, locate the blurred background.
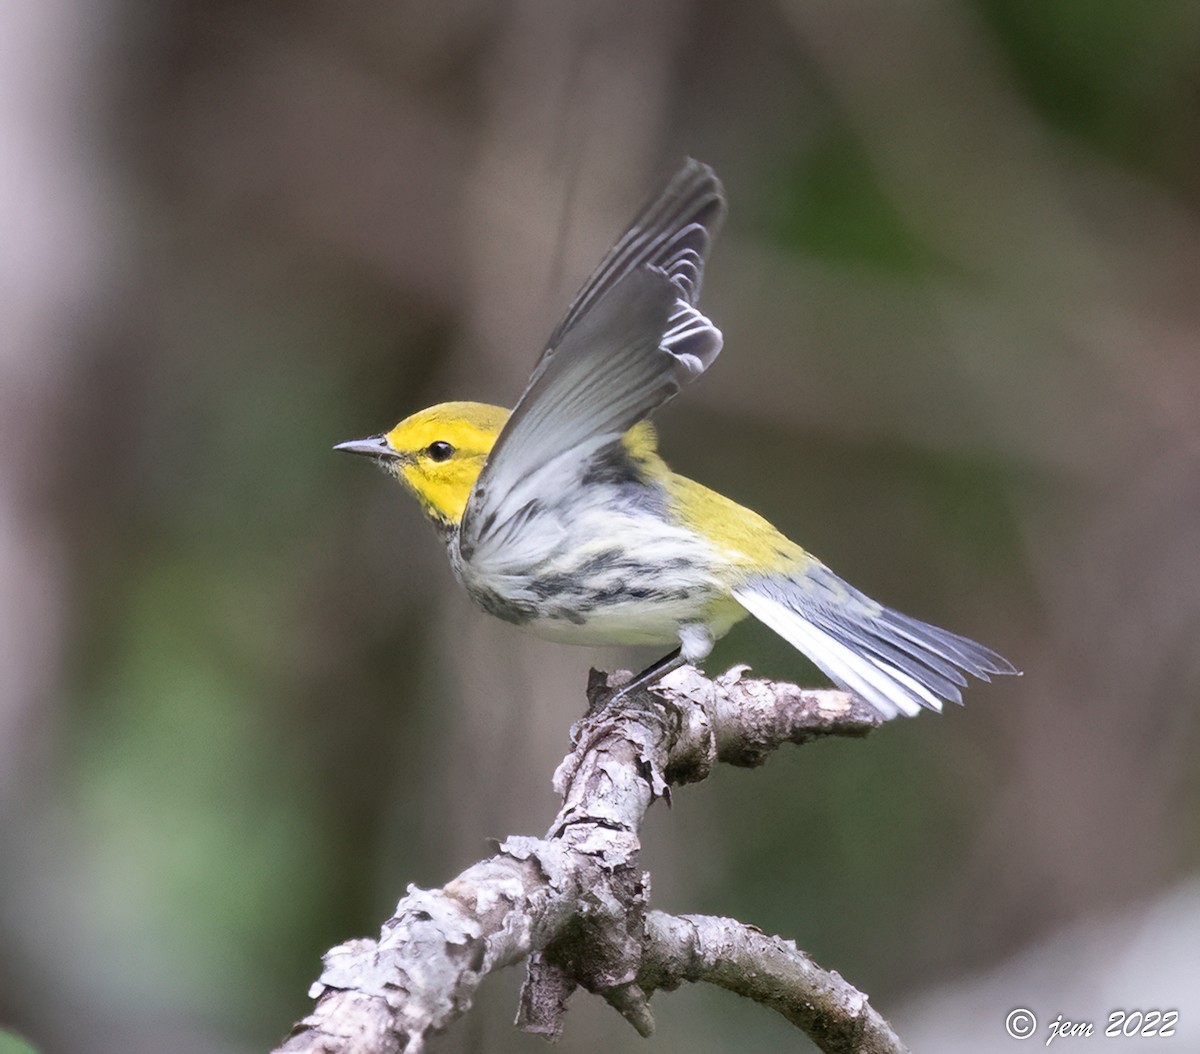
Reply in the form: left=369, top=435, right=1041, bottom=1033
left=3, top=1, right=1199, bottom=1051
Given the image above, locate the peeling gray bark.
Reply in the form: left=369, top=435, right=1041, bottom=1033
left=274, top=666, right=906, bottom=1054
left=641, top=913, right=909, bottom=1054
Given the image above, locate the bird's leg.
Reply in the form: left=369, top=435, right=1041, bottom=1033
left=608, top=647, right=685, bottom=706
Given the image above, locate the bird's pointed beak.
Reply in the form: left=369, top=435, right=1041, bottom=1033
left=333, top=435, right=401, bottom=461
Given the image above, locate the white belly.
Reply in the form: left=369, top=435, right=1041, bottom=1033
left=450, top=502, right=744, bottom=652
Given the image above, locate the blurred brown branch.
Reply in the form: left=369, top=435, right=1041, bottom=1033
left=274, top=666, right=907, bottom=1054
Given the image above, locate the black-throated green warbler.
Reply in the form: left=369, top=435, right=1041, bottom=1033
left=336, top=160, right=1017, bottom=718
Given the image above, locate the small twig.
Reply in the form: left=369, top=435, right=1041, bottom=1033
left=274, top=666, right=896, bottom=1054
left=641, top=912, right=910, bottom=1054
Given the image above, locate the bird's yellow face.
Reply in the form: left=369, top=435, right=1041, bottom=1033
left=340, top=402, right=510, bottom=528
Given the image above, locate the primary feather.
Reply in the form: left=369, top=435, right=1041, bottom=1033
left=546, top=158, right=725, bottom=344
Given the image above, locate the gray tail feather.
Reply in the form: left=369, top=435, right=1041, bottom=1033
left=734, top=569, right=1018, bottom=720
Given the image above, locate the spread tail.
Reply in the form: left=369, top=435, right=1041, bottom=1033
left=733, top=567, right=1017, bottom=720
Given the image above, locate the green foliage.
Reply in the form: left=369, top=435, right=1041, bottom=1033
left=66, top=556, right=332, bottom=1026
left=0, top=1031, right=40, bottom=1054
left=977, top=0, right=1200, bottom=182
left=760, top=132, right=941, bottom=274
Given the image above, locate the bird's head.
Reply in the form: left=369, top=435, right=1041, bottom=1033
left=335, top=401, right=510, bottom=529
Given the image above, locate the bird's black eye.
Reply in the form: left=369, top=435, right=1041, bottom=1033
left=426, top=441, right=455, bottom=462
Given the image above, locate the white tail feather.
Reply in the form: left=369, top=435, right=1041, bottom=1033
left=734, top=589, right=943, bottom=720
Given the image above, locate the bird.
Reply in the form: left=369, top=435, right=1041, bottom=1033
left=335, top=159, right=1018, bottom=719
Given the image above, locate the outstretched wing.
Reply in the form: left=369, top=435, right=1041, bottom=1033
left=460, top=160, right=726, bottom=559
left=734, top=564, right=1018, bottom=720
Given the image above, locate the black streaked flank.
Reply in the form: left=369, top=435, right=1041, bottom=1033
left=467, top=583, right=538, bottom=625
left=525, top=549, right=621, bottom=599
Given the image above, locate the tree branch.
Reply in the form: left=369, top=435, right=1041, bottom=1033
left=641, top=912, right=909, bottom=1054
left=274, top=666, right=903, bottom=1054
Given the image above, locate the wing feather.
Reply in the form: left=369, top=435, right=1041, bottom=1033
left=461, top=265, right=690, bottom=557
left=547, top=158, right=725, bottom=347
left=461, top=160, right=726, bottom=557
